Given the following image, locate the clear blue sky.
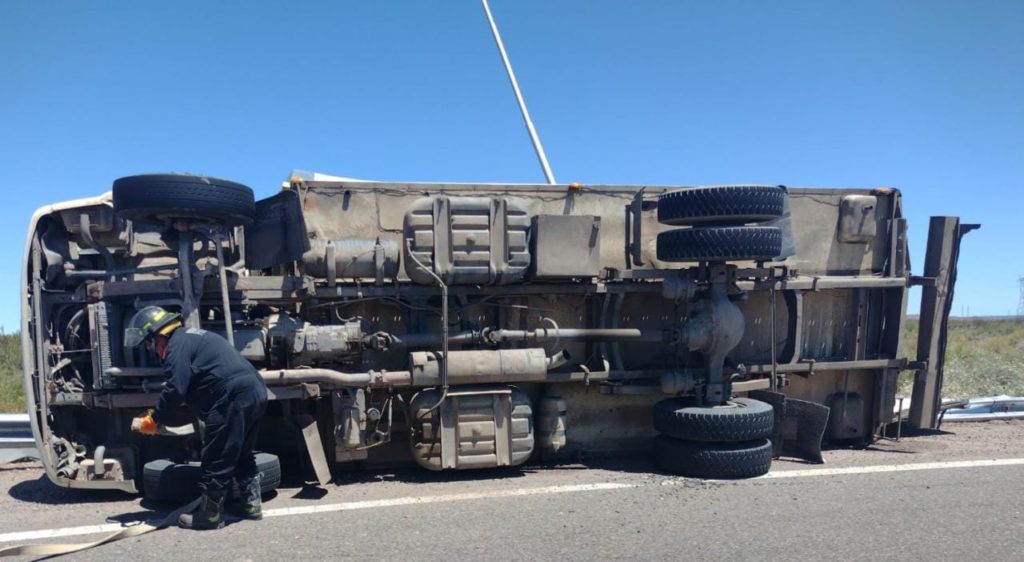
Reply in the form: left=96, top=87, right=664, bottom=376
left=1, top=1, right=1021, bottom=331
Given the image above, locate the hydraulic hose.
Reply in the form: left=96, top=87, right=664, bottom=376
left=405, top=241, right=450, bottom=415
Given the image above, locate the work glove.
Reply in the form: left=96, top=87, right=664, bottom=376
left=131, top=409, right=158, bottom=436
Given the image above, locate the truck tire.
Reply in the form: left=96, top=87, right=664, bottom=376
left=657, top=186, right=786, bottom=226
left=653, top=397, right=774, bottom=442
left=143, top=452, right=281, bottom=502
left=113, top=174, right=255, bottom=226
left=654, top=436, right=772, bottom=479
left=656, top=226, right=781, bottom=262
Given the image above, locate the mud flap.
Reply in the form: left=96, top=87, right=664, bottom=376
left=294, top=414, right=332, bottom=486
left=750, top=390, right=829, bottom=464
left=244, top=190, right=310, bottom=269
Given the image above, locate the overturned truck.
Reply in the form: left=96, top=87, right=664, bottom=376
left=21, top=173, right=973, bottom=494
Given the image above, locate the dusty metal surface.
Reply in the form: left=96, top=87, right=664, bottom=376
left=910, top=217, right=979, bottom=428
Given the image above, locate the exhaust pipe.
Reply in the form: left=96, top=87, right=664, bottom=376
left=258, top=348, right=562, bottom=389
left=260, top=369, right=372, bottom=387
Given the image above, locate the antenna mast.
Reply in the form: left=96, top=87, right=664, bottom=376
left=481, top=0, right=557, bottom=185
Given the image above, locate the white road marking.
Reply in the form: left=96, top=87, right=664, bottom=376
left=2, top=458, right=1023, bottom=545
left=0, top=483, right=634, bottom=544
left=0, top=523, right=127, bottom=545
left=760, top=457, right=1024, bottom=479
left=264, top=482, right=634, bottom=517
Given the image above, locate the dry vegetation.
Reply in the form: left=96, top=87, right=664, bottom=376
left=1, top=319, right=1023, bottom=412
left=900, top=317, right=1024, bottom=399
left=0, top=331, right=23, bottom=412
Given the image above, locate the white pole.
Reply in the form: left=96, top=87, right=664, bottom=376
left=481, top=0, right=557, bottom=185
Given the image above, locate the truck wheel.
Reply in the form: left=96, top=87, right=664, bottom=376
left=654, top=435, right=772, bottom=479
left=653, top=397, right=774, bottom=442
left=656, top=226, right=781, bottom=262
left=657, top=186, right=786, bottom=226
left=113, top=173, right=256, bottom=226
left=143, top=452, right=281, bottom=502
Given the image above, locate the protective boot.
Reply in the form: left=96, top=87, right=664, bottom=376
left=228, top=474, right=262, bottom=520
left=178, top=488, right=227, bottom=530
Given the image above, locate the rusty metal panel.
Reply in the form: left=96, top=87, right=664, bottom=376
left=609, top=292, right=682, bottom=371
left=548, top=383, right=660, bottom=454
left=800, top=290, right=857, bottom=361
left=530, top=214, right=602, bottom=279
left=245, top=190, right=309, bottom=269
left=295, top=414, right=332, bottom=486
left=787, top=369, right=875, bottom=424
left=871, top=284, right=909, bottom=433
left=281, top=183, right=906, bottom=279
left=786, top=190, right=893, bottom=275
left=733, top=290, right=790, bottom=365
left=910, top=217, right=976, bottom=429
left=838, top=195, right=878, bottom=243
left=300, top=182, right=643, bottom=274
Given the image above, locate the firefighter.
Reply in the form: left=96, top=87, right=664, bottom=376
left=126, top=306, right=268, bottom=530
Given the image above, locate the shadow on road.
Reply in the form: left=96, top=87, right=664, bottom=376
left=8, top=474, right=136, bottom=506
left=105, top=509, right=163, bottom=524
left=290, top=485, right=328, bottom=500
left=895, top=424, right=956, bottom=438
left=317, top=452, right=658, bottom=489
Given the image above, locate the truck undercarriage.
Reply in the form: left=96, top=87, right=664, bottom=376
left=21, top=174, right=973, bottom=494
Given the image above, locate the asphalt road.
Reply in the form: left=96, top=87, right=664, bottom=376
left=1, top=421, right=1022, bottom=561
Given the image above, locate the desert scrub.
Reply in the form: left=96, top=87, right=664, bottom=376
left=899, top=318, right=1024, bottom=399
left=0, top=331, right=24, bottom=413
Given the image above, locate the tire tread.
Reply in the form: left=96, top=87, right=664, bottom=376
left=113, top=174, right=255, bottom=226
left=653, top=397, right=774, bottom=442
left=143, top=452, right=280, bottom=503
left=656, top=226, right=782, bottom=262
left=658, top=186, right=786, bottom=225
left=654, top=436, right=773, bottom=479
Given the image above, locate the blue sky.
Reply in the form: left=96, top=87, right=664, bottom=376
left=1, top=1, right=1021, bottom=331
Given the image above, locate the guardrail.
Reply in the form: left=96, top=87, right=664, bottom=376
left=0, top=413, right=38, bottom=464
left=941, top=395, right=1024, bottom=422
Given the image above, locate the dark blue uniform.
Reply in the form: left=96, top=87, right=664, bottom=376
left=152, top=327, right=268, bottom=491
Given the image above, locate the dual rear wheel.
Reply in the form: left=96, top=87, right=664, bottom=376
left=656, top=185, right=786, bottom=262
left=653, top=185, right=784, bottom=476
left=652, top=397, right=774, bottom=479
